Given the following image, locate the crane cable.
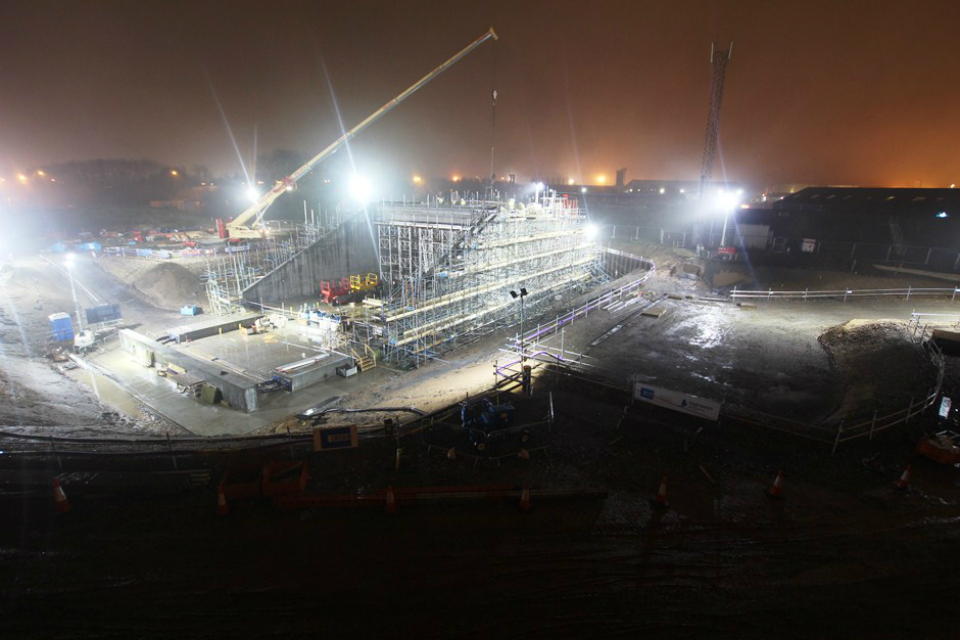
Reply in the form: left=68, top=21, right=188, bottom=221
left=487, top=36, right=499, bottom=200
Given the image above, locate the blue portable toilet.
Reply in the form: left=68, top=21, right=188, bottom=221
left=48, top=312, right=74, bottom=342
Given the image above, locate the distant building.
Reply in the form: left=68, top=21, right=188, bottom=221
left=743, top=186, right=960, bottom=250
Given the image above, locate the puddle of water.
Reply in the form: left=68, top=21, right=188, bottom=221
left=67, top=368, right=149, bottom=421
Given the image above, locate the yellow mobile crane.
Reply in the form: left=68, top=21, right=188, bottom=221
left=217, top=28, right=498, bottom=241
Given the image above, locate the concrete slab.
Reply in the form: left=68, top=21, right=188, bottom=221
left=165, top=311, right=261, bottom=343
left=641, top=306, right=667, bottom=318
left=183, top=325, right=328, bottom=378
left=87, top=343, right=392, bottom=436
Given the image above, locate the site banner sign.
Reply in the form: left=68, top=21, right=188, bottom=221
left=633, top=383, right=721, bottom=421
left=313, top=425, right=359, bottom=451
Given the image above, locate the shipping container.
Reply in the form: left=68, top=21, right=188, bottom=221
left=85, top=304, right=122, bottom=325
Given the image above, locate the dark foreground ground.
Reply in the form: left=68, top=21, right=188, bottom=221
left=3, top=379, right=960, bottom=639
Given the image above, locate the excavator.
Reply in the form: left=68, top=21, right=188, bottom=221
left=214, top=28, right=498, bottom=243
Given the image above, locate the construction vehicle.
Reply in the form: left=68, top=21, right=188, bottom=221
left=917, top=430, right=960, bottom=465
left=461, top=398, right=529, bottom=451
left=320, top=278, right=353, bottom=304
left=215, top=28, right=498, bottom=242
left=320, top=273, right=380, bottom=304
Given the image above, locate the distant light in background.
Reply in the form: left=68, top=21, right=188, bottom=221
left=567, top=178, right=575, bottom=185
left=581, top=187, right=588, bottom=194
left=348, top=174, right=373, bottom=204
left=37, top=170, right=45, bottom=177
left=451, top=175, right=461, bottom=183
left=952, top=184, right=956, bottom=189
left=170, top=169, right=178, bottom=177
left=936, top=212, right=949, bottom=218
left=658, top=187, right=665, bottom=194
left=596, top=175, right=607, bottom=185
left=412, top=175, right=422, bottom=184
left=17, top=174, right=27, bottom=184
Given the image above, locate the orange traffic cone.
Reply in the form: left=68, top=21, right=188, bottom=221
left=446, top=447, right=456, bottom=460
left=895, top=464, right=912, bottom=490
left=517, top=448, right=530, bottom=460
left=651, top=475, right=669, bottom=508
left=519, top=485, right=531, bottom=511
left=216, top=486, right=229, bottom=516
left=53, top=478, right=71, bottom=514
left=767, top=470, right=784, bottom=499
left=385, top=485, right=397, bottom=514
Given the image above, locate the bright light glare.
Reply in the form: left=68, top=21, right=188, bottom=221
left=348, top=174, right=373, bottom=204
left=658, top=187, right=665, bottom=194
left=17, top=174, right=27, bottom=184
left=170, top=169, right=178, bottom=177
left=585, top=224, right=599, bottom=240
left=937, top=212, right=949, bottom=218
left=452, top=175, right=461, bottom=183
left=581, top=187, right=588, bottom=194
left=596, top=175, right=607, bottom=184
left=718, top=189, right=740, bottom=210
left=247, top=186, right=259, bottom=202
left=567, top=178, right=575, bottom=185
left=37, top=170, right=45, bottom=177
left=412, top=175, right=422, bottom=184
left=65, top=252, right=76, bottom=267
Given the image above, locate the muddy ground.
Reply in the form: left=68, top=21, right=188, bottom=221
left=0, top=256, right=184, bottom=434
left=2, top=245, right=960, bottom=637
left=3, top=378, right=959, bottom=639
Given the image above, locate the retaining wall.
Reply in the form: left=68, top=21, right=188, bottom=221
left=242, top=214, right=379, bottom=306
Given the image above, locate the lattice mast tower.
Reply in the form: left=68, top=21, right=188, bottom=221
left=697, top=42, right=733, bottom=202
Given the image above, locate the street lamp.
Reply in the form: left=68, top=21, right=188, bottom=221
left=510, top=287, right=528, bottom=360
left=65, top=253, right=84, bottom=332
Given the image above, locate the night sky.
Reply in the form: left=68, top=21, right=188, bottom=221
left=2, top=0, right=959, bottom=189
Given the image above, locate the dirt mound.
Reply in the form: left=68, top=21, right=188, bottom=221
left=818, top=320, right=937, bottom=420
left=131, top=262, right=202, bottom=310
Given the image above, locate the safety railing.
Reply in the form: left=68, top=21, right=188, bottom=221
left=731, top=285, right=960, bottom=302
left=516, top=250, right=655, bottom=349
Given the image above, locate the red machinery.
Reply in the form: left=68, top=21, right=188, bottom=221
left=320, top=278, right=352, bottom=304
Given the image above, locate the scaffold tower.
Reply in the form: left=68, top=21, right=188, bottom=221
left=373, top=195, right=602, bottom=366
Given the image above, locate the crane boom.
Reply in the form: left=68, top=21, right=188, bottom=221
left=227, top=27, right=499, bottom=235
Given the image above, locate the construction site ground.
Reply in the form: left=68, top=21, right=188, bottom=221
left=3, top=378, right=959, bottom=638
left=3, top=244, right=960, bottom=637
left=1, top=246, right=958, bottom=439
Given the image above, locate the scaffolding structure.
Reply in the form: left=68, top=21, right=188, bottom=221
left=202, top=203, right=346, bottom=315
left=373, top=195, right=604, bottom=366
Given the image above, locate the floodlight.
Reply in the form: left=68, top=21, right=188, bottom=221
left=348, top=174, right=373, bottom=204
left=717, top=189, right=740, bottom=210
left=585, top=223, right=599, bottom=240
